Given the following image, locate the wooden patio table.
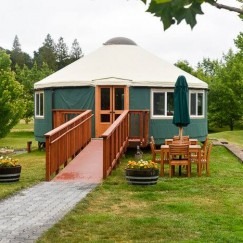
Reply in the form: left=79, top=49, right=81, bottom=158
left=160, top=144, right=202, bottom=177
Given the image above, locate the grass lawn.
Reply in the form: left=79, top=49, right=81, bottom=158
left=37, top=146, right=243, bottom=243
left=0, top=121, right=45, bottom=199
left=208, top=130, right=243, bottom=148
left=1, top=122, right=243, bottom=242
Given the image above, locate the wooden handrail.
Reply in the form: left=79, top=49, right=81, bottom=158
left=102, top=109, right=149, bottom=179
left=45, top=110, right=93, bottom=181
left=102, top=110, right=129, bottom=179
left=52, top=109, right=85, bottom=128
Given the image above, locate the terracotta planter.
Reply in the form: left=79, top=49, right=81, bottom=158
left=0, top=165, right=22, bottom=182
left=125, top=168, right=159, bottom=185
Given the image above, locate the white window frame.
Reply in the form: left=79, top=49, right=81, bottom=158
left=189, top=90, right=204, bottom=118
left=151, top=89, right=174, bottom=119
left=35, top=91, right=44, bottom=118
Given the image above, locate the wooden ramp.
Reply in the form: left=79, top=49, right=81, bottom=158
left=53, top=139, right=103, bottom=183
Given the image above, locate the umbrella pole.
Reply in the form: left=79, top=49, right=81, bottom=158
left=179, top=127, right=183, bottom=140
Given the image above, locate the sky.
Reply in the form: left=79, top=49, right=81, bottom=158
left=1, top=0, right=242, bottom=67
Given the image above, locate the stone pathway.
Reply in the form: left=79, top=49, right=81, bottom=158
left=0, top=181, right=98, bottom=243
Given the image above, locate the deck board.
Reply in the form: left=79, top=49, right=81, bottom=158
left=53, top=139, right=103, bottom=183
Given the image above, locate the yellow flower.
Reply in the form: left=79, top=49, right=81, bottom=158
left=0, top=156, right=19, bottom=168
left=126, top=159, right=159, bottom=170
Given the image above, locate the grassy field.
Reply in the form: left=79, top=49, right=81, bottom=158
left=0, top=121, right=45, bottom=199
left=37, top=145, right=243, bottom=242
left=1, top=122, right=243, bottom=242
left=208, top=130, right=243, bottom=148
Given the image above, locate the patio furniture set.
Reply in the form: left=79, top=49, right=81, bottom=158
left=150, top=136, right=212, bottom=177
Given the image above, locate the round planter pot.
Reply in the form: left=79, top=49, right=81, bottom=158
left=125, top=168, right=159, bottom=185
left=0, top=165, right=22, bottom=182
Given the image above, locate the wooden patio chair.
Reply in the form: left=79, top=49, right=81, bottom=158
left=160, top=145, right=170, bottom=177
left=191, top=136, right=209, bottom=161
left=191, top=142, right=213, bottom=176
left=150, top=136, right=161, bottom=163
left=169, top=144, right=190, bottom=177
left=201, top=142, right=213, bottom=176
left=201, top=136, right=209, bottom=158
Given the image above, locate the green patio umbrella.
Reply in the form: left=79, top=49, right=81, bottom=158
left=173, top=75, right=190, bottom=139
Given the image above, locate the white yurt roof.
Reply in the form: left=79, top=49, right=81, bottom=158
left=34, top=37, right=208, bottom=90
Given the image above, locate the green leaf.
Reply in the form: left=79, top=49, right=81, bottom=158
left=181, top=2, right=204, bottom=28
left=147, top=1, right=176, bottom=30
left=146, top=0, right=205, bottom=30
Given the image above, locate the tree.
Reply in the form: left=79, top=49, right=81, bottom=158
left=175, top=60, right=194, bottom=74
left=11, top=35, right=24, bottom=70
left=207, top=48, right=243, bottom=130
left=0, top=50, right=24, bottom=138
left=234, top=31, right=243, bottom=56
left=56, top=37, right=70, bottom=70
left=70, top=39, right=83, bottom=62
left=10, top=35, right=32, bottom=70
left=141, top=0, right=243, bottom=30
left=15, top=62, right=53, bottom=124
left=195, top=58, right=220, bottom=84
left=208, top=81, right=242, bottom=130
left=33, top=34, right=57, bottom=71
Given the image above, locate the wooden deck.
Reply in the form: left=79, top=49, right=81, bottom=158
left=53, top=139, right=103, bottom=183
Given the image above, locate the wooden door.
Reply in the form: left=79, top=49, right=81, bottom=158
left=95, top=86, right=129, bottom=137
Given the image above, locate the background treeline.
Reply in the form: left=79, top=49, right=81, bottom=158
left=3, top=34, right=83, bottom=72
left=0, top=33, right=243, bottom=139
left=0, top=34, right=83, bottom=138
left=175, top=32, right=243, bottom=132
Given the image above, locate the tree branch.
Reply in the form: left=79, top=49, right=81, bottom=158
left=211, top=2, right=243, bottom=14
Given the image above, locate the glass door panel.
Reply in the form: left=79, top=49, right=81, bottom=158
left=101, top=88, right=110, bottom=110
left=115, top=88, right=124, bottom=110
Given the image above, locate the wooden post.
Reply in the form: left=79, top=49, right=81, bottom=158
left=45, top=136, right=51, bottom=181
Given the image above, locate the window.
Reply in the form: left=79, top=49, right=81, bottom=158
left=151, top=90, right=174, bottom=118
left=190, top=91, right=204, bottom=117
left=35, top=91, right=44, bottom=118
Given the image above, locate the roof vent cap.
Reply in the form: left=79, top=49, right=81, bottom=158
left=104, top=37, right=137, bottom=46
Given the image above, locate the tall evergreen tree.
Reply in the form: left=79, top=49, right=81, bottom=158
left=70, top=38, right=83, bottom=62
left=56, top=37, right=70, bottom=70
left=33, top=34, right=57, bottom=71
left=11, top=35, right=24, bottom=70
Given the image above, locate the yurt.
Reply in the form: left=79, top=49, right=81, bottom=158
left=34, top=37, right=208, bottom=146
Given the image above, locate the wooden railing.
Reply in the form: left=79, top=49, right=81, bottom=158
left=52, top=109, right=85, bottom=128
left=102, top=110, right=149, bottom=179
left=128, top=110, right=149, bottom=147
left=45, top=110, right=93, bottom=181
left=102, top=110, right=129, bottom=179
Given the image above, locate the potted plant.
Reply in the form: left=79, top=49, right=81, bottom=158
left=0, top=156, right=21, bottom=182
left=125, top=160, right=159, bottom=185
